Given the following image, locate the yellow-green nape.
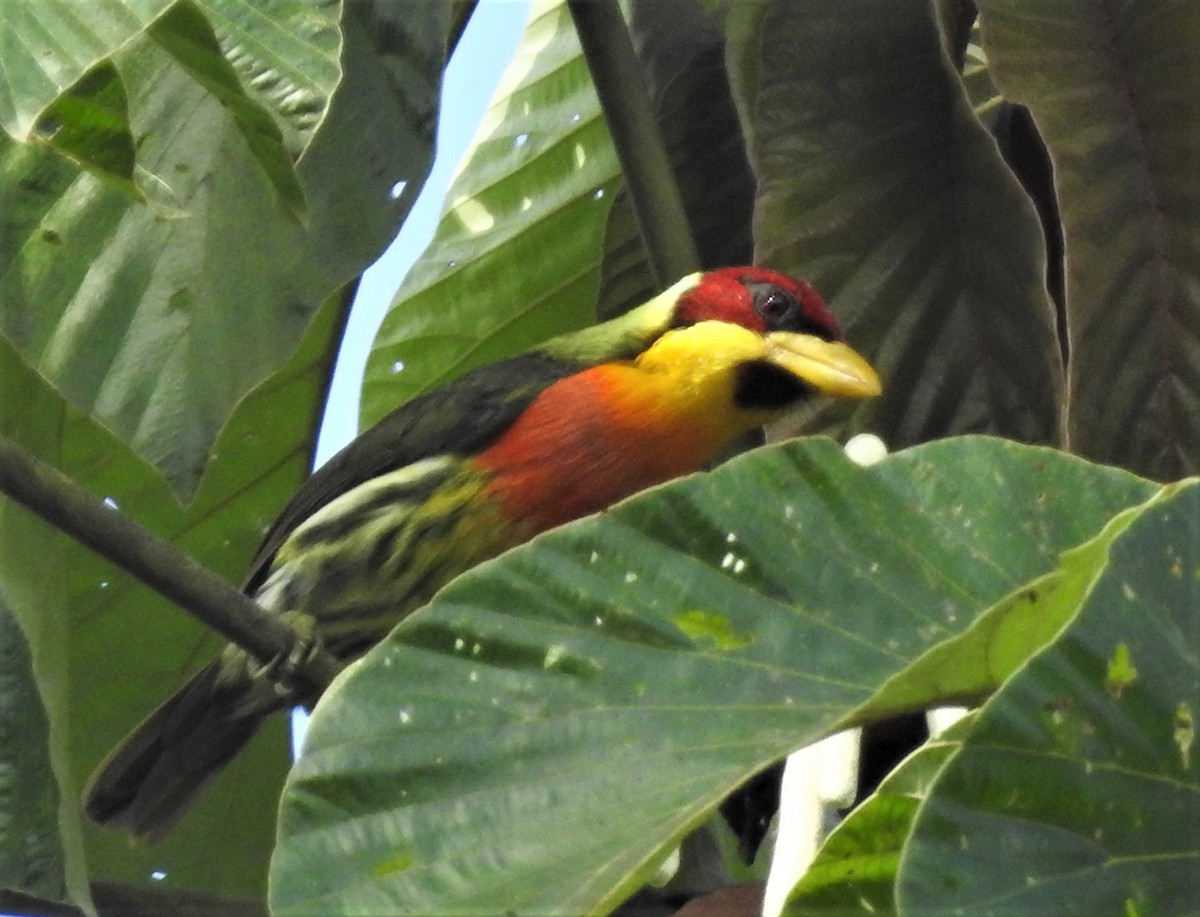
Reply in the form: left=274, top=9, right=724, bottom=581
left=537, top=272, right=703, bottom=365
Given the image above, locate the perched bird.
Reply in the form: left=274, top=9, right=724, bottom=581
left=83, top=267, right=880, bottom=839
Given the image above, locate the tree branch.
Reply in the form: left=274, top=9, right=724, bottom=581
left=0, top=435, right=343, bottom=697
left=567, top=0, right=700, bottom=285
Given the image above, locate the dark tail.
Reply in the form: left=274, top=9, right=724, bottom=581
left=83, top=660, right=283, bottom=841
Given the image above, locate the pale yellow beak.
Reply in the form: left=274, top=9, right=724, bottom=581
left=766, top=332, right=882, bottom=399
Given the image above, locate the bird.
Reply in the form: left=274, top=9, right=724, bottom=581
left=83, top=266, right=881, bottom=839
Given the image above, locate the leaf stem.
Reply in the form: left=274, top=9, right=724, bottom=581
left=0, top=435, right=342, bottom=696
left=567, top=0, right=700, bottom=285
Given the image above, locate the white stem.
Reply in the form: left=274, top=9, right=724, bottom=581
left=761, top=729, right=861, bottom=917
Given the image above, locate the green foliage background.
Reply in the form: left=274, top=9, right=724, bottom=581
left=0, top=0, right=1197, bottom=914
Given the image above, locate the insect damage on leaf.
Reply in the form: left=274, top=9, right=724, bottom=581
left=1104, top=642, right=1138, bottom=699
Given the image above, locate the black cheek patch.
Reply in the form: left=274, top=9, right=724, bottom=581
left=733, top=360, right=810, bottom=411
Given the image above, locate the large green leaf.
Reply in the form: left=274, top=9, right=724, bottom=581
left=852, top=488, right=1156, bottom=725
left=0, top=291, right=347, bottom=903
left=783, top=481, right=1162, bottom=910
left=0, top=0, right=169, bottom=140
left=977, top=0, right=1200, bottom=481
left=0, top=339, right=112, bottom=911
left=75, top=292, right=355, bottom=899
left=6, top=0, right=336, bottom=221
left=900, top=482, right=1200, bottom=914
left=0, top=3, right=453, bottom=902
left=147, top=1, right=309, bottom=222
left=271, top=438, right=1155, bottom=914
left=1, top=0, right=338, bottom=146
left=0, top=1, right=444, bottom=498
left=361, top=0, right=618, bottom=428
left=0, top=600, right=62, bottom=903
left=739, top=0, right=1064, bottom=448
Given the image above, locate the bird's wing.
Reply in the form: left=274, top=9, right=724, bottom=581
left=241, top=351, right=584, bottom=592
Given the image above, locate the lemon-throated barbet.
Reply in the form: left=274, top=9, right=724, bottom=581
left=83, top=267, right=880, bottom=838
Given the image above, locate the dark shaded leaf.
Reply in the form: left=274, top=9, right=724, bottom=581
left=0, top=600, right=64, bottom=903
left=977, top=0, right=1200, bottom=480
left=743, top=0, right=1063, bottom=448
left=596, top=0, right=756, bottom=322
left=32, top=62, right=141, bottom=202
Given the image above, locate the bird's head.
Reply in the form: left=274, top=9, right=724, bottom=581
left=648, top=268, right=879, bottom=409
left=542, top=267, right=856, bottom=369
left=669, top=266, right=842, bottom=341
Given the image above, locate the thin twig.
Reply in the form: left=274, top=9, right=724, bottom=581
left=0, top=435, right=343, bottom=696
left=567, top=0, right=700, bottom=285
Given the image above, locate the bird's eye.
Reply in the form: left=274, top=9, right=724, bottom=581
left=750, top=284, right=799, bottom=328
left=759, top=292, right=793, bottom=323
left=744, top=279, right=838, bottom=339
